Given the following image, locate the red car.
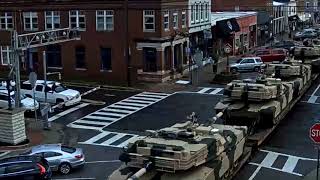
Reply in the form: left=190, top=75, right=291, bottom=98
left=254, top=48, right=288, bottom=62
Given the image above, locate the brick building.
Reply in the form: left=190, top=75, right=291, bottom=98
left=0, top=0, right=213, bottom=84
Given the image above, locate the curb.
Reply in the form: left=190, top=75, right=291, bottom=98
left=63, top=81, right=143, bottom=92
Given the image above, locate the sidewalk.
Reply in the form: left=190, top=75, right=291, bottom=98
left=303, top=168, right=320, bottom=180
left=0, top=118, right=78, bottom=156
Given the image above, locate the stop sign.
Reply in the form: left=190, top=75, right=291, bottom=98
left=310, top=123, right=320, bottom=143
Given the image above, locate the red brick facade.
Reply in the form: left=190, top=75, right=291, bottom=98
left=0, top=0, right=189, bottom=85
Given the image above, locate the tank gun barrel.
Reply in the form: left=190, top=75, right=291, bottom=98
left=127, top=162, right=153, bottom=180
left=210, top=111, right=224, bottom=124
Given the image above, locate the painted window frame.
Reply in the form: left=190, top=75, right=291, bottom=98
left=96, top=10, right=114, bottom=31
left=1, top=46, right=12, bottom=65
left=69, top=10, right=86, bottom=30
left=182, top=11, right=186, bottom=28
left=173, top=12, right=178, bottom=29
left=0, top=12, right=13, bottom=30
left=163, top=10, right=170, bottom=31
left=45, top=11, right=60, bottom=30
left=23, top=12, right=38, bottom=31
left=143, top=10, right=155, bottom=32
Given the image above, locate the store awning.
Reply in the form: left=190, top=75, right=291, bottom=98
left=257, top=12, right=272, bottom=25
left=288, top=14, right=300, bottom=21
left=216, top=18, right=240, bottom=37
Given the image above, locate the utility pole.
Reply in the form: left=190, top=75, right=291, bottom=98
left=125, top=0, right=131, bottom=87
left=13, top=31, right=21, bottom=108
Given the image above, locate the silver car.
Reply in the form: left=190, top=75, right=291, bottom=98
left=230, top=57, right=265, bottom=73
left=26, top=144, right=85, bottom=174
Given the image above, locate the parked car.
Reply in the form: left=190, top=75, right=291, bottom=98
left=26, top=144, right=85, bottom=175
left=294, top=29, right=318, bottom=40
left=21, top=80, right=81, bottom=107
left=255, top=48, right=288, bottom=62
left=271, top=40, right=300, bottom=51
left=230, top=57, right=265, bottom=73
left=0, top=88, right=39, bottom=111
left=0, top=155, right=52, bottom=180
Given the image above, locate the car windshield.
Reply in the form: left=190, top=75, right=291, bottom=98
left=236, top=59, right=243, bottom=63
left=54, top=84, right=67, bottom=93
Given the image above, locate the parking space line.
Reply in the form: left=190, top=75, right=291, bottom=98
left=248, top=165, right=262, bottom=180
left=49, top=103, right=89, bottom=122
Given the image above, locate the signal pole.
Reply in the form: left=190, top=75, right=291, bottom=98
left=13, top=31, right=21, bottom=108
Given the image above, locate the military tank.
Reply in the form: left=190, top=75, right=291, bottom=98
left=109, top=114, right=250, bottom=180
left=294, top=46, right=320, bottom=59
left=215, top=60, right=312, bottom=137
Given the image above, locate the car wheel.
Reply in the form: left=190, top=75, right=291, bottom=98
left=59, top=163, right=71, bottom=175
left=254, top=67, right=260, bottom=72
left=231, top=68, right=238, bottom=73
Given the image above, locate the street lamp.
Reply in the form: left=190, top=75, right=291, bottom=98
left=2, top=80, right=16, bottom=110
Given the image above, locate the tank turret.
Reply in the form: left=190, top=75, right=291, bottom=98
left=223, top=77, right=284, bottom=101
left=119, top=117, right=247, bottom=180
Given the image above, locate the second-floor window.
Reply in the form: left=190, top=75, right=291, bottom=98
left=45, top=11, right=60, bottom=30
left=173, top=12, right=178, bottom=29
left=163, top=10, right=169, bottom=31
left=200, top=4, right=204, bottom=21
left=23, top=12, right=38, bottom=31
left=70, top=10, right=86, bottom=30
left=205, top=4, right=208, bottom=20
left=0, top=12, right=13, bottom=30
left=96, top=10, right=114, bottom=31
left=182, top=11, right=186, bottom=28
left=191, top=5, right=194, bottom=24
left=1, top=46, right=12, bottom=65
left=195, top=4, right=199, bottom=22
left=143, top=10, right=155, bottom=32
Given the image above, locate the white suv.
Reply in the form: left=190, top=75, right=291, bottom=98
left=21, top=80, right=81, bottom=107
left=0, top=88, right=39, bottom=111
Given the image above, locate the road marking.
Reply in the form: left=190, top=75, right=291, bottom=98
left=80, top=131, right=142, bottom=148
left=49, top=103, right=89, bottom=122
left=0, top=151, right=10, bottom=158
left=260, top=152, right=278, bottom=167
left=248, top=149, right=316, bottom=179
left=282, top=156, right=299, bottom=173
left=68, top=92, right=170, bottom=131
left=83, top=132, right=110, bottom=144
left=248, top=166, right=262, bottom=180
left=307, top=84, right=320, bottom=104
left=197, top=87, right=211, bottom=93
left=209, top=88, right=224, bottom=95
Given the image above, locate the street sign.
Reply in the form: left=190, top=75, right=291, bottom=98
left=310, top=123, right=320, bottom=143
left=28, top=72, right=37, bottom=89
left=224, top=43, right=232, bottom=54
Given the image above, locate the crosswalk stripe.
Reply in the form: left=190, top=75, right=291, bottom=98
left=308, top=96, right=318, bottom=104
left=122, top=99, right=153, bottom=104
left=115, top=102, right=147, bottom=107
left=197, top=88, right=211, bottom=93
left=83, top=132, right=110, bottom=144
left=49, top=103, right=90, bottom=122
left=102, top=108, right=134, bottom=114
left=108, top=105, right=140, bottom=110
left=261, top=152, right=278, bottom=167
left=68, top=92, right=171, bottom=130
left=84, top=115, right=118, bottom=121
left=116, top=135, right=138, bottom=147
left=128, top=96, right=158, bottom=101
left=141, top=92, right=169, bottom=96
left=94, top=111, right=126, bottom=117
left=101, top=134, right=125, bottom=145
left=74, top=120, right=110, bottom=126
left=67, top=123, right=103, bottom=130
left=209, top=88, right=224, bottom=95
left=282, top=156, right=299, bottom=173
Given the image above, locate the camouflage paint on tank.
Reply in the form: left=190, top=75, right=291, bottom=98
left=215, top=60, right=312, bottom=134
left=119, top=121, right=247, bottom=180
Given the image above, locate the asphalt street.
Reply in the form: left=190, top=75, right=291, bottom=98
left=30, top=73, right=320, bottom=180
